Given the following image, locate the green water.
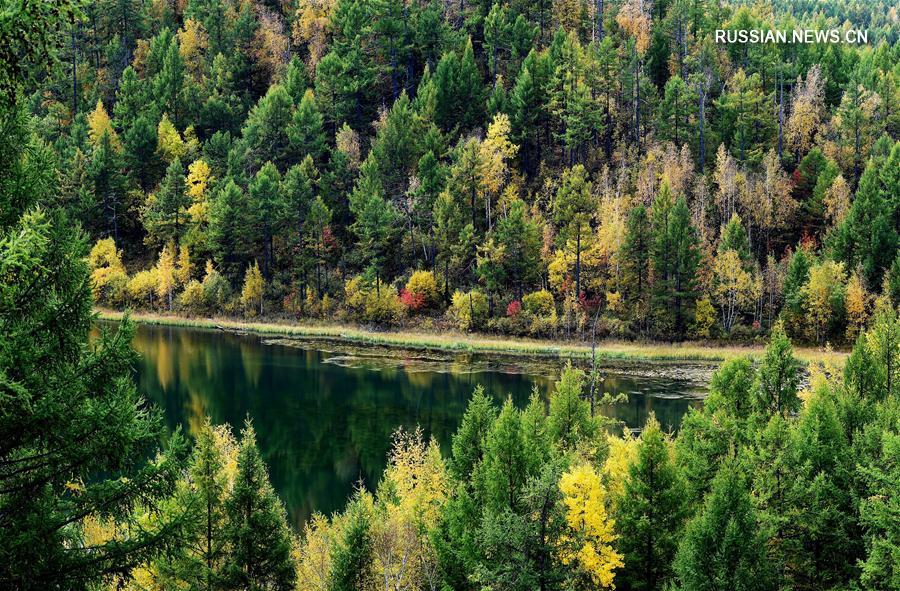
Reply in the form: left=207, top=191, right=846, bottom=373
left=126, top=323, right=705, bottom=528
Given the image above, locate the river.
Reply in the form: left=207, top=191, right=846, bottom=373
left=124, top=322, right=708, bottom=528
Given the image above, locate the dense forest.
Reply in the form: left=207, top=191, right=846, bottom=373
left=1, top=0, right=900, bottom=590
left=17, top=0, right=900, bottom=343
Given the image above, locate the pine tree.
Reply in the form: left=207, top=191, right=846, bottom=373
left=674, top=463, right=772, bottom=591
left=830, top=143, right=899, bottom=288
left=329, top=493, right=375, bottom=591
left=240, top=85, right=296, bottom=174
left=548, top=363, right=594, bottom=451
left=222, top=422, right=296, bottom=591
left=622, top=204, right=652, bottom=328
left=145, top=158, right=189, bottom=247
left=449, top=386, right=497, bottom=484
left=651, top=183, right=700, bottom=338
left=657, top=75, right=694, bottom=148
left=616, top=415, right=689, bottom=591
left=288, top=89, right=326, bottom=164
left=553, top=165, right=594, bottom=298
left=0, top=102, right=187, bottom=588
left=248, top=162, right=285, bottom=279
left=750, top=322, right=801, bottom=418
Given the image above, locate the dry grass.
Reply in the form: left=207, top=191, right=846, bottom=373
left=96, top=309, right=848, bottom=365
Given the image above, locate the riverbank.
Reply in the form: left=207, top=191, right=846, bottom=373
left=96, top=309, right=847, bottom=365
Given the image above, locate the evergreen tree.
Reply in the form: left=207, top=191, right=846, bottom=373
left=449, top=386, right=497, bottom=484
left=222, top=422, right=295, bottom=591
left=750, top=323, right=801, bottom=418
left=622, top=204, right=652, bottom=328
left=651, top=184, right=700, bottom=338
left=547, top=364, right=594, bottom=451
left=329, top=492, right=374, bottom=591
left=553, top=164, right=594, bottom=297
left=240, top=85, right=296, bottom=174
left=657, top=75, right=694, bottom=148
left=287, top=89, right=326, bottom=165
left=433, top=39, right=485, bottom=132
left=674, top=463, right=772, bottom=591
left=247, top=162, right=285, bottom=279
left=144, top=157, right=189, bottom=247
left=0, top=102, right=187, bottom=588
left=617, top=415, right=690, bottom=591
left=830, top=143, right=899, bottom=288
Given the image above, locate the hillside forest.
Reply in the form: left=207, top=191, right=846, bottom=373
left=16, top=0, right=900, bottom=343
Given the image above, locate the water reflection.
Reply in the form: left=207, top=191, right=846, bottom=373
left=118, top=323, right=704, bottom=528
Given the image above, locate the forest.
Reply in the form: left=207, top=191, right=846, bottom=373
left=0, top=0, right=899, bottom=590
left=14, top=0, right=899, bottom=344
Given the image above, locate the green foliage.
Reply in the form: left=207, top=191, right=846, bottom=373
left=222, top=422, right=296, bottom=591
left=674, top=463, right=772, bottom=591
left=616, top=415, right=689, bottom=591
left=0, top=103, right=187, bottom=587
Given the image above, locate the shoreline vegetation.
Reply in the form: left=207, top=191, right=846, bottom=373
left=97, top=309, right=848, bottom=365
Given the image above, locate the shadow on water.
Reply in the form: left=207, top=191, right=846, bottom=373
left=107, top=322, right=707, bottom=528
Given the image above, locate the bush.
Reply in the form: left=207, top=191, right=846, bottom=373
left=692, top=295, right=717, bottom=339
left=201, top=268, right=231, bottom=311
left=179, top=280, right=205, bottom=314
left=522, top=289, right=555, bottom=317
left=127, top=268, right=159, bottom=308
left=364, top=287, right=405, bottom=325
left=344, top=276, right=367, bottom=314
left=88, top=238, right=128, bottom=306
left=343, top=275, right=404, bottom=325
left=403, top=270, right=439, bottom=312
left=450, top=289, right=489, bottom=331
left=521, top=289, right=557, bottom=336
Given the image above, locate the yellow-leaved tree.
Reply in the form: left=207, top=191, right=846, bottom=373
left=88, top=238, right=128, bottom=305
left=372, top=428, right=448, bottom=591
left=602, top=430, right=638, bottom=505
left=155, top=242, right=177, bottom=311
left=801, top=259, right=847, bottom=344
left=558, top=463, right=623, bottom=589
left=87, top=99, right=122, bottom=151
left=713, top=249, right=759, bottom=334
left=296, top=513, right=335, bottom=591
left=176, top=243, right=193, bottom=286
left=241, top=261, right=265, bottom=316
left=157, top=113, right=186, bottom=163
left=478, top=113, right=518, bottom=229
left=177, top=18, right=208, bottom=79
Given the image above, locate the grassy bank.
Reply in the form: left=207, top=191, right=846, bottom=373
left=96, top=309, right=847, bottom=365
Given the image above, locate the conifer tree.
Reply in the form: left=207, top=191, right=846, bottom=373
left=616, top=415, right=690, bottom=591
left=674, top=463, right=772, bottom=591
left=329, top=493, right=375, bottom=591
left=222, top=422, right=296, bottom=591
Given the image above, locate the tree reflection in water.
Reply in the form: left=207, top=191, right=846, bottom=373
left=120, top=322, right=703, bottom=529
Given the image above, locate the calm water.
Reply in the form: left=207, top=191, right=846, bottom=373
left=122, top=323, right=705, bottom=528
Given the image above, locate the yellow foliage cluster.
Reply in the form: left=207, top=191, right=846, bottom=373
left=558, top=463, right=624, bottom=588
left=157, top=113, right=186, bottom=163
left=404, top=270, right=440, bottom=310
left=241, top=261, right=266, bottom=317
left=87, top=100, right=122, bottom=152
left=292, top=0, right=336, bottom=69
left=88, top=238, right=128, bottom=305
left=449, top=289, right=489, bottom=331
left=177, top=18, right=208, bottom=78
